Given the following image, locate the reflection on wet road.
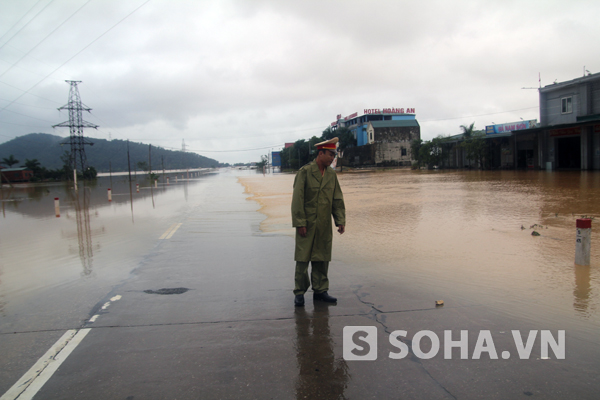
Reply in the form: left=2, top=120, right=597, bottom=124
left=0, top=173, right=216, bottom=328
left=295, top=304, right=349, bottom=399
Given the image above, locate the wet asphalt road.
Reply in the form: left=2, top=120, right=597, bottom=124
left=2, top=171, right=600, bottom=399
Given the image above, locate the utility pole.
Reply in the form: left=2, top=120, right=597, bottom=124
left=148, top=144, right=152, bottom=178
left=182, top=139, right=189, bottom=179
left=127, top=140, right=132, bottom=183
left=53, top=81, right=98, bottom=184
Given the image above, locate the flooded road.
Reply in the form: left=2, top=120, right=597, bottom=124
left=2, top=168, right=600, bottom=399
left=0, top=172, right=217, bottom=333
left=240, top=170, right=600, bottom=332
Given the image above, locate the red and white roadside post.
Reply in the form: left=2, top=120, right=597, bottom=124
left=136, top=183, right=139, bottom=193
left=108, top=188, right=112, bottom=202
left=575, top=219, right=592, bottom=266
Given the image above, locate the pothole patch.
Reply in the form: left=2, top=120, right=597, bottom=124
left=144, top=287, right=189, bottom=295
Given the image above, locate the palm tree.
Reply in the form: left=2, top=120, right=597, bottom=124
left=460, top=122, right=475, bottom=139
left=24, top=159, right=41, bottom=170
left=1, top=154, right=19, bottom=167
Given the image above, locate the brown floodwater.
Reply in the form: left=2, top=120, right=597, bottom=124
left=239, top=169, right=600, bottom=329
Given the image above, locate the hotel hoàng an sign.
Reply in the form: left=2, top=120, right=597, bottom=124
left=332, top=108, right=416, bottom=126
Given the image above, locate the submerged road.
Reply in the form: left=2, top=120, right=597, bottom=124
left=2, top=171, right=600, bottom=399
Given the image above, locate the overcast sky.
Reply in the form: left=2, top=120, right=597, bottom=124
left=1, top=0, right=599, bottom=164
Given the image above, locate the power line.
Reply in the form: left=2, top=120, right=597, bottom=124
left=0, top=107, right=57, bottom=123
left=0, top=79, right=61, bottom=105
left=420, top=106, right=539, bottom=122
left=0, top=0, right=46, bottom=43
left=0, top=95, right=57, bottom=110
left=0, top=0, right=95, bottom=80
left=0, top=120, right=51, bottom=128
left=0, top=0, right=151, bottom=114
left=1, top=42, right=68, bottom=79
left=0, top=0, right=56, bottom=50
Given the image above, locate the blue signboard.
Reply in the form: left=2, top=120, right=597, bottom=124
left=272, top=151, right=281, bottom=167
left=486, top=120, right=537, bottom=135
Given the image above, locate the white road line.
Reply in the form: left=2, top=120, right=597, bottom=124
left=0, top=329, right=91, bottom=400
left=165, top=223, right=183, bottom=239
left=158, top=223, right=178, bottom=239
left=1, top=295, right=122, bottom=400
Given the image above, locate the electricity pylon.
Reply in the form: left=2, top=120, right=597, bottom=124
left=53, top=80, right=98, bottom=177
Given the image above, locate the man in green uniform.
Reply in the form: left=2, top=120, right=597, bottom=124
left=291, top=137, right=346, bottom=307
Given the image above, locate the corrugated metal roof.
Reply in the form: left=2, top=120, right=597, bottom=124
left=484, top=132, right=513, bottom=138
left=370, top=120, right=419, bottom=128
left=0, top=167, right=29, bottom=172
left=540, top=71, right=600, bottom=93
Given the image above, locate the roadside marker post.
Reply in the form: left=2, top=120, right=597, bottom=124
left=575, top=219, right=592, bottom=266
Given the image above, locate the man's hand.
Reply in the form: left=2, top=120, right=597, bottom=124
left=297, top=227, right=307, bottom=237
left=337, top=225, right=345, bottom=234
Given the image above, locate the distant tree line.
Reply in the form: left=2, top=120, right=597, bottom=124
left=1, top=153, right=97, bottom=182
left=259, top=126, right=356, bottom=170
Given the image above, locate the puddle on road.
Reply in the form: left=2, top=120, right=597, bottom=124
left=144, top=287, right=190, bottom=295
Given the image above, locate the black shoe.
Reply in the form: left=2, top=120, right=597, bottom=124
left=313, top=291, right=337, bottom=303
left=294, top=294, right=305, bottom=307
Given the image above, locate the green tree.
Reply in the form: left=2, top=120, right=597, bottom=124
left=137, top=161, right=149, bottom=172
left=460, top=122, right=475, bottom=139
left=337, top=127, right=356, bottom=151
left=256, top=155, right=268, bottom=169
left=60, top=151, right=73, bottom=180
left=462, top=137, right=487, bottom=169
left=291, top=139, right=309, bottom=169
left=416, top=136, right=446, bottom=169
left=2, top=154, right=19, bottom=167
left=321, top=126, right=336, bottom=140
left=24, top=158, right=41, bottom=171
left=24, top=158, right=41, bottom=174
left=280, top=146, right=291, bottom=169
left=459, top=123, right=487, bottom=169
left=308, top=136, right=321, bottom=158
left=135, top=160, right=159, bottom=180
left=411, top=139, right=423, bottom=166
left=82, top=166, right=98, bottom=180
left=24, top=159, right=43, bottom=181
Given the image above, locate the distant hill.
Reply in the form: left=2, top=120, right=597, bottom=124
left=0, top=133, right=221, bottom=172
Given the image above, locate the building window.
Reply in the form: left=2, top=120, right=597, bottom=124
left=401, top=147, right=407, bottom=156
left=561, top=96, right=572, bottom=114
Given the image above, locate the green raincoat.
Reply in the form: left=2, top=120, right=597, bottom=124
left=291, top=161, right=346, bottom=262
